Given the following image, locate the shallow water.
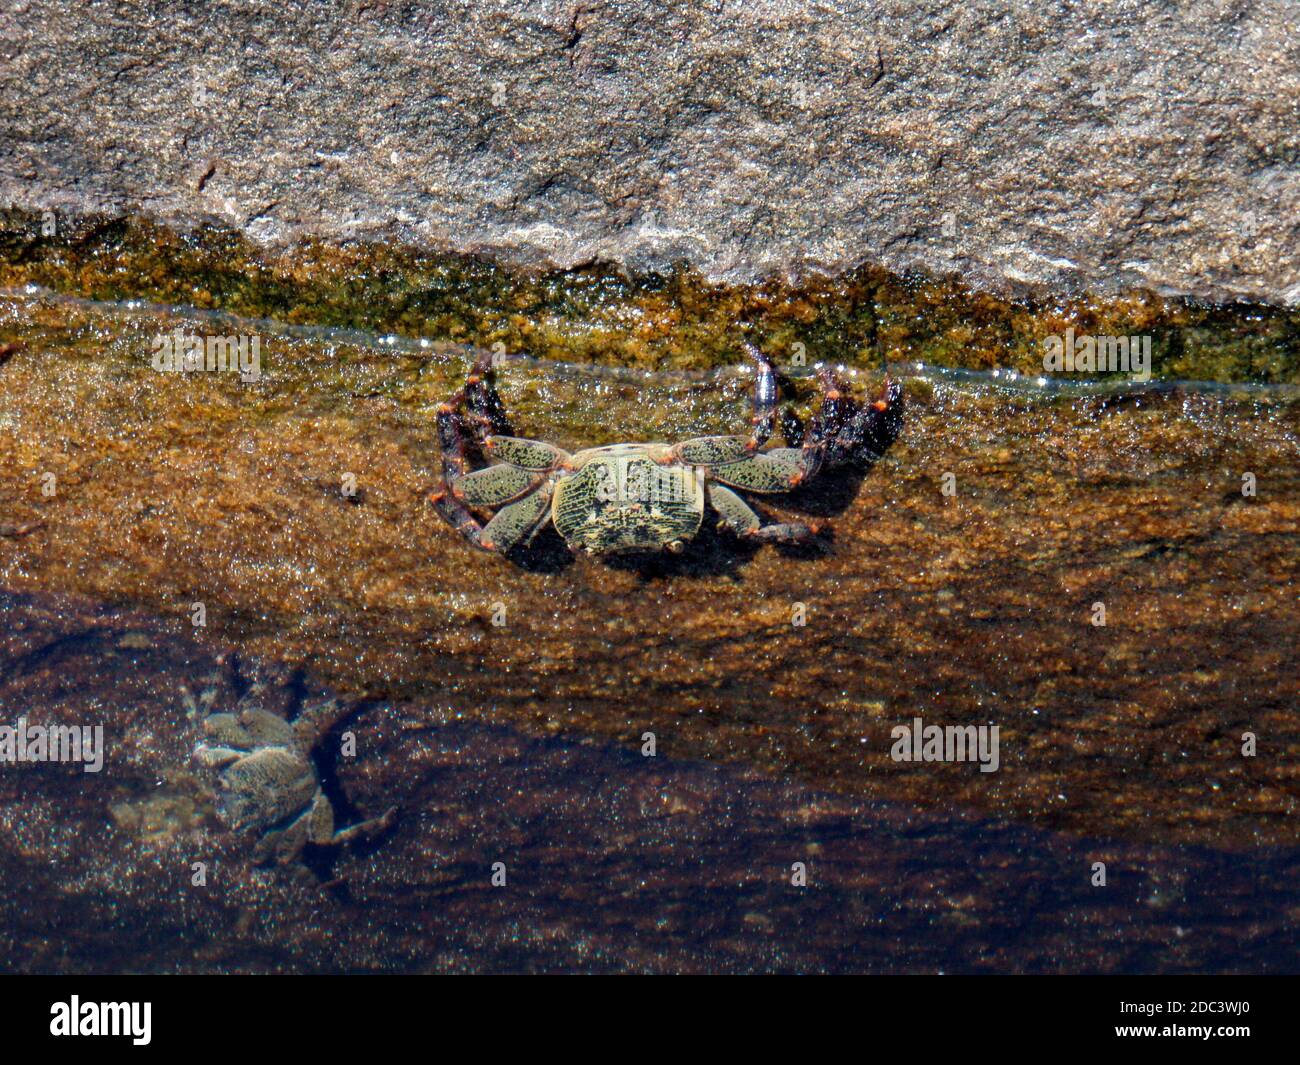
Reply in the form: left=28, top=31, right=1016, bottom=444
left=0, top=289, right=1297, bottom=971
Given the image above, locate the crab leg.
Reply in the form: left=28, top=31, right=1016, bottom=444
left=435, top=348, right=513, bottom=460
left=742, top=341, right=778, bottom=451
left=701, top=367, right=839, bottom=490
left=434, top=353, right=495, bottom=462
left=327, top=803, right=399, bottom=845
left=432, top=390, right=502, bottom=550
left=433, top=349, right=573, bottom=554
left=435, top=399, right=477, bottom=484
left=431, top=480, right=554, bottom=554
left=709, top=483, right=820, bottom=543
left=772, top=366, right=848, bottom=484
left=839, top=378, right=905, bottom=462
left=481, top=437, right=570, bottom=470
left=292, top=697, right=354, bottom=751
left=463, top=348, right=515, bottom=439
left=453, top=464, right=546, bottom=506
left=431, top=490, right=490, bottom=546
left=779, top=404, right=806, bottom=448
left=438, top=353, right=566, bottom=479
left=765, top=370, right=902, bottom=478
left=438, top=377, right=563, bottom=495
left=670, top=341, right=780, bottom=464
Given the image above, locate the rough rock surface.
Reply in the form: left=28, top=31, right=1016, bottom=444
left=2, top=289, right=1298, bottom=852
left=2, top=1, right=1297, bottom=305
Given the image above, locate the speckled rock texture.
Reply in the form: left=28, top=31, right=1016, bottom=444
left=2, top=290, right=1298, bottom=853
left=2, top=0, right=1297, bottom=304
left=3, top=586, right=1298, bottom=973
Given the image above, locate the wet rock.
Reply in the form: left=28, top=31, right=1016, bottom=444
left=1, top=293, right=1296, bottom=854
left=2, top=587, right=1298, bottom=973
left=2, top=1, right=1297, bottom=305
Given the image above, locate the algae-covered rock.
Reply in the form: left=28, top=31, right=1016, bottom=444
left=2, top=586, right=1298, bottom=973
left=3, top=214, right=1299, bottom=384
left=1, top=291, right=1296, bottom=853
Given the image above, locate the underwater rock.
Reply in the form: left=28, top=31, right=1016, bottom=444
left=2, top=586, right=1298, bottom=973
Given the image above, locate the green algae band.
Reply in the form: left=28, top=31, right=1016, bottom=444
left=2, top=210, right=1297, bottom=384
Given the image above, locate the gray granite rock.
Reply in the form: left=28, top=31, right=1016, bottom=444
left=2, top=0, right=1297, bottom=304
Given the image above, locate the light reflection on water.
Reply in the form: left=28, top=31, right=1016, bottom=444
left=7, top=283, right=1299, bottom=397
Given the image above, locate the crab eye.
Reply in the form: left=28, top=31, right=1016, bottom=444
left=665, top=540, right=685, bottom=554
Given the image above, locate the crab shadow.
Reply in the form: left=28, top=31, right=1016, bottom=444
left=302, top=713, right=400, bottom=897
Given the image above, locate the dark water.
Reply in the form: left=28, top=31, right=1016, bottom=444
left=0, top=586, right=1297, bottom=974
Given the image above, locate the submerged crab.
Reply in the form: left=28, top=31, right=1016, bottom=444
left=185, top=663, right=396, bottom=866
left=431, top=342, right=903, bottom=556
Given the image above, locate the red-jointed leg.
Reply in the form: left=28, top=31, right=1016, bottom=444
left=429, top=490, right=501, bottom=552
left=796, top=370, right=904, bottom=472
left=432, top=351, right=568, bottom=554
left=438, top=349, right=499, bottom=454
left=711, top=367, right=850, bottom=491
left=435, top=401, right=478, bottom=486
left=837, top=378, right=904, bottom=463
left=791, top=365, right=862, bottom=478
left=667, top=341, right=788, bottom=467
left=463, top=348, right=515, bottom=441
left=708, top=482, right=822, bottom=543
left=430, top=481, right=553, bottom=554
left=743, top=520, right=823, bottom=544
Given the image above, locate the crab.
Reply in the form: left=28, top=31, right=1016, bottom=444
left=430, top=341, right=903, bottom=556
left=184, top=662, right=396, bottom=866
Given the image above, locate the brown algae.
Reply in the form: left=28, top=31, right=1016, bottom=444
left=1, top=288, right=1296, bottom=851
